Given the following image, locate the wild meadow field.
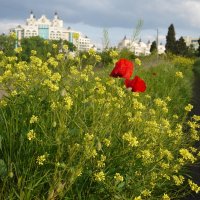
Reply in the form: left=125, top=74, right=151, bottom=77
left=0, top=43, right=200, bottom=200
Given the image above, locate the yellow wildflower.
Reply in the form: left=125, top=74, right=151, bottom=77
left=52, top=44, right=57, bottom=49
left=27, top=129, right=36, bottom=140
left=173, top=114, right=179, bottom=119
left=193, top=115, right=200, bottom=121
left=36, top=155, right=46, bottom=165
left=175, top=71, right=183, bottom=78
left=95, top=55, right=101, bottom=62
left=64, top=95, right=73, bottom=110
left=141, top=189, right=151, bottom=197
left=162, top=193, right=170, bottom=200
left=122, top=132, right=139, bottom=147
left=63, top=44, right=68, bottom=51
left=173, top=175, right=184, bottom=186
left=84, top=133, right=94, bottom=141
left=134, top=196, right=142, bottom=200
left=94, top=171, right=105, bottom=182
left=14, top=47, right=22, bottom=54
left=188, top=179, right=200, bottom=193
left=114, top=173, right=124, bottom=182
left=179, top=148, right=196, bottom=163
left=103, top=138, right=111, bottom=147
left=30, top=115, right=39, bottom=124
left=185, top=104, right=193, bottom=112
left=31, top=50, right=37, bottom=55
left=109, top=50, right=118, bottom=58
left=135, top=58, right=142, bottom=66
left=88, top=48, right=96, bottom=56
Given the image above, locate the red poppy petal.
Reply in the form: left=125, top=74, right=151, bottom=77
left=110, top=59, right=133, bottom=79
left=125, top=76, right=146, bottom=92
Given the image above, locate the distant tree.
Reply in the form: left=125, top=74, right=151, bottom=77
left=175, top=36, right=188, bottom=56
left=0, top=33, right=15, bottom=55
left=165, top=24, right=176, bottom=54
left=20, top=36, right=75, bottom=61
left=187, top=44, right=196, bottom=57
left=197, top=38, right=200, bottom=57
left=150, top=41, right=157, bottom=53
left=21, top=36, right=47, bottom=61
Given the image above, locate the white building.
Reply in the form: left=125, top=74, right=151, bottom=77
left=183, top=36, right=199, bottom=50
left=10, top=11, right=94, bottom=51
left=157, top=43, right=165, bottom=54
left=118, top=36, right=165, bottom=55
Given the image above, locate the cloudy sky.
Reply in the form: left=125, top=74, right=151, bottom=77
left=0, top=0, right=200, bottom=48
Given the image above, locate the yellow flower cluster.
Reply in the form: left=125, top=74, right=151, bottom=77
left=114, top=173, right=124, bottom=182
left=188, top=179, right=200, bottom=193
left=14, top=47, right=23, bottom=54
left=134, top=196, right=142, bottom=200
left=84, top=133, right=94, bottom=141
left=172, top=175, right=184, bottom=186
left=139, top=149, right=154, bottom=164
left=43, top=79, right=59, bottom=91
left=94, top=171, right=105, bottom=182
left=179, top=148, right=196, bottom=163
left=175, top=71, right=183, bottom=78
left=103, top=138, right=111, bottom=147
left=141, top=189, right=151, bottom=197
left=97, top=155, right=106, bottom=168
left=185, top=104, right=193, bottom=112
left=27, top=129, right=36, bottom=141
left=36, top=155, right=46, bottom=165
left=30, top=115, right=39, bottom=124
left=162, top=193, right=170, bottom=200
left=132, top=99, right=145, bottom=110
left=135, top=58, right=142, bottom=66
left=122, top=131, right=139, bottom=147
left=64, top=95, right=73, bottom=110
left=193, top=115, right=200, bottom=121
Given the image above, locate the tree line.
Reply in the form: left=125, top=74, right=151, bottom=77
left=150, top=24, right=200, bottom=57
left=0, top=34, right=76, bottom=60
left=0, top=25, right=200, bottom=59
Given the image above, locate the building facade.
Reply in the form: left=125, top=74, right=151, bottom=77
left=183, top=36, right=199, bottom=50
left=118, top=36, right=165, bottom=55
left=10, top=11, right=94, bottom=51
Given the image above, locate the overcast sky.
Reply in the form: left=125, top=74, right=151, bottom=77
left=0, top=0, right=200, bottom=48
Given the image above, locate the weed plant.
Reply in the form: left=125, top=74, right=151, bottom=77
left=0, top=47, right=199, bottom=200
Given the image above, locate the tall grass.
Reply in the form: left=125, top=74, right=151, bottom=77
left=0, top=49, right=199, bottom=199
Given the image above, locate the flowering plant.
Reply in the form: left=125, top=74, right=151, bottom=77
left=110, top=58, right=146, bottom=92
left=110, top=58, right=133, bottom=79
left=125, top=76, right=146, bottom=92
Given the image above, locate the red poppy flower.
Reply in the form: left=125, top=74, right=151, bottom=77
left=110, top=59, right=133, bottom=79
left=125, top=76, right=146, bottom=92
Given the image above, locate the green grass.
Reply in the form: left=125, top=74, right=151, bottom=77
left=0, top=51, right=199, bottom=199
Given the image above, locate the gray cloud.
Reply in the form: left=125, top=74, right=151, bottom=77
left=0, top=0, right=199, bottom=45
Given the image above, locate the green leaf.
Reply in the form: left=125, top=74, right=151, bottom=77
left=0, top=135, right=2, bottom=150
left=0, top=159, right=7, bottom=179
left=117, top=182, right=125, bottom=189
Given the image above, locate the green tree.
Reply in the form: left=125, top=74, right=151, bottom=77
left=20, top=36, right=76, bottom=61
left=150, top=41, right=157, bottom=53
left=187, top=44, right=196, bottom=57
left=0, top=33, right=15, bottom=55
left=165, top=24, right=176, bottom=54
left=197, top=38, right=200, bottom=57
left=20, top=36, right=47, bottom=61
left=175, top=36, right=188, bottom=56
